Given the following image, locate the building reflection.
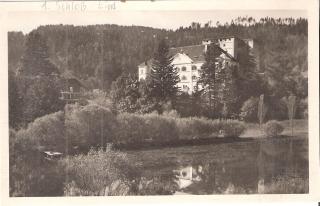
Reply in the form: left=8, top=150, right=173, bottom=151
left=173, top=139, right=307, bottom=194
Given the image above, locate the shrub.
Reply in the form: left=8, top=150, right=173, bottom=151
left=10, top=112, right=67, bottom=196
left=115, top=113, right=149, bottom=144
left=265, top=98, right=287, bottom=121
left=176, top=117, right=220, bottom=139
left=143, top=113, right=179, bottom=143
left=162, top=109, right=180, bottom=118
left=220, top=120, right=246, bottom=138
left=240, top=97, right=259, bottom=122
left=60, top=147, right=140, bottom=196
left=115, top=113, right=179, bottom=144
left=137, top=173, right=179, bottom=195
left=65, top=103, right=117, bottom=150
left=263, top=120, right=284, bottom=138
left=264, top=176, right=308, bottom=193
left=15, top=111, right=65, bottom=151
left=10, top=126, right=65, bottom=197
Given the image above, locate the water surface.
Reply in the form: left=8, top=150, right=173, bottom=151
left=128, top=137, right=308, bottom=194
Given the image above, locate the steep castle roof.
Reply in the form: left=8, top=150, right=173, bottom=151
left=169, top=44, right=206, bottom=62
left=138, top=42, right=237, bottom=68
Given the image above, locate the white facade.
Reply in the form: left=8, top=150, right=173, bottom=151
left=138, top=37, right=253, bottom=94
left=218, top=37, right=236, bottom=59
left=173, top=57, right=204, bottom=94
left=138, top=55, right=204, bottom=94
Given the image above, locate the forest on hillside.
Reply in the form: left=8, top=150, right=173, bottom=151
left=8, top=17, right=308, bottom=127
left=8, top=16, right=309, bottom=197
left=9, top=17, right=307, bottom=90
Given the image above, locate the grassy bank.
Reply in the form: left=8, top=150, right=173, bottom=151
left=241, top=119, right=308, bottom=138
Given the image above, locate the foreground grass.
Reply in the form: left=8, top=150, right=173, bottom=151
left=264, top=175, right=308, bottom=194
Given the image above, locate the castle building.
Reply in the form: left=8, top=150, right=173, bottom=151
left=138, top=36, right=254, bottom=94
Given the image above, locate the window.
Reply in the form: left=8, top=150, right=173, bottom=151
left=182, top=171, right=187, bottom=177
left=192, top=65, right=197, bottom=70
left=192, top=75, right=197, bottom=80
left=176, top=67, right=180, bottom=72
left=181, top=66, right=187, bottom=71
left=181, top=75, right=187, bottom=81
left=140, top=69, right=144, bottom=75
left=183, top=85, right=189, bottom=91
left=193, top=86, right=198, bottom=91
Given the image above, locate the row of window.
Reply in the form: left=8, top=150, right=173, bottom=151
left=140, top=65, right=199, bottom=75
left=181, top=75, right=198, bottom=81
left=177, top=65, right=198, bottom=72
left=182, top=85, right=198, bottom=91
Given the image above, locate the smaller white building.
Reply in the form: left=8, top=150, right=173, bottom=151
left=138, top=36, right=253, bottom=94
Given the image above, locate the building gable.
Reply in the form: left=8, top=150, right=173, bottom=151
left=172, top=53, right=194, bottom=65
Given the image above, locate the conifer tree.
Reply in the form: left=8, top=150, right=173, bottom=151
left=17, top=31, right=63, bottom=124
left=150, top=39, right=179, bottom=104
left=18, top=31, right=59, bottom=76
left=216, top=60, right=238, bottom=118
left=199, top=43, right=222, bottom=118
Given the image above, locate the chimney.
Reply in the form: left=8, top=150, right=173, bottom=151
left=202, top=39, right=212, bottom=53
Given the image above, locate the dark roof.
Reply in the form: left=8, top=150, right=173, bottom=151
left=138, top=42, right=237, bottom=68
left=61, top=70, right=88, bottom=89
left=138, top=44, right=206, bottom=67
left=169, top=44, right=206, bottom=62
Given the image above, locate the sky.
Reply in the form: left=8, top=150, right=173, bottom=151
left=7, top=9, right=307, bottom=34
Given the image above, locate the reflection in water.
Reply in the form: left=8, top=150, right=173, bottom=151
left=168, top=138, right=308, bottom=194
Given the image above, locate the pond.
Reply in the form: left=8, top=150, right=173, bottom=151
left=127, top=137, right=308, bottom=194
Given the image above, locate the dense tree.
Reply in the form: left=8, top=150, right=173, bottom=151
left=8, top=31, right=25, bottom=73
left=19, top=75, right=64, bottom=124
left=9, top=71, right=22, bottom=128
left=235, top=42, right=263, bottom=103
left=198, top=44, right=222, bottom=118
left=136, top=77, right=159, bottom=114
left=18, top=31, right=59, bottom=76
left=8, top=17, right=308, bottom=120
left=15, top=31, right=64, bottom=125
left=265, top=36, right=307, bottom=99
left=110, top=73, right=140, bottom=113
left=149, top=39, right=180, bottom=104
left=215, top=60, right=238, bottom=118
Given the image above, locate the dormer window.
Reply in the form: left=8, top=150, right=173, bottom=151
left=181, top=66, right=187, bottom=72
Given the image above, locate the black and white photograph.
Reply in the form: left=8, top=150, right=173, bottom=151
left=2, top=0, right=318, bottom=200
